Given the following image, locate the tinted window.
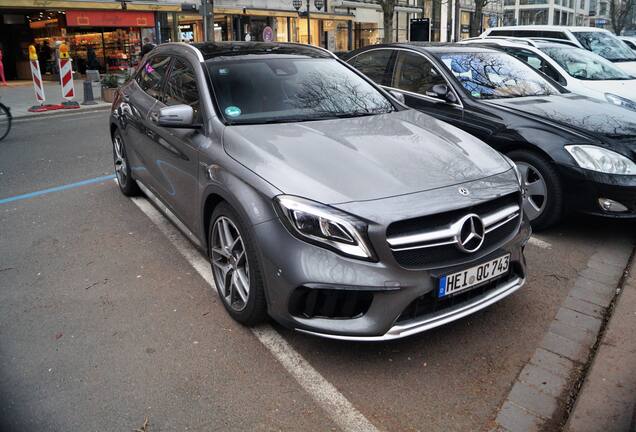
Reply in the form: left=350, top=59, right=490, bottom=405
left=392, top=51, right=447, bottom=95
left=573, top=31, right=636, bottom=61
left=207, top=58, right=394, bottom=125
left=503, top=47, right=565, bottom=84
left=165, top=58, right=200, bottom=118
left=437, top=51, right=559, bottom=99
left=137, top=56, right=171, bottom=99
left=349, top=49, right=393, bottom=85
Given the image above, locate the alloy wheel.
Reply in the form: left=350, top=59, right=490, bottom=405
left=211, top=216, right=250, bottom=312
left=113, top=135, right=127, bottom=185
left=517, top=161, right=548, bottom=221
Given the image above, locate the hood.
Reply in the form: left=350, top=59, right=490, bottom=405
left=613, top=60, right=636, bottom=76
left=223, top=110, right=511, bottom=204
left=486, top=94, right=636, bottom=139
left=578, top=79, right=636, bottom=102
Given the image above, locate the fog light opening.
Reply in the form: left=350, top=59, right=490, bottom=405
left=598, top=198, right=628, bottom=213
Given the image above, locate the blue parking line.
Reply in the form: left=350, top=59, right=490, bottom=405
left=0, top=174, right=116, bottom=205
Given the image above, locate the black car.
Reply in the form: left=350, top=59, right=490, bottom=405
left=343, top=43, right=636, bottom=229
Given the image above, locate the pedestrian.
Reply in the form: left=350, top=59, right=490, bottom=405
left=0, top=44, right=7, bottom=86
left=38, top=40, right=51, bottom=74
left=86, top=46, right=100, bottom=71
left=140, top=37, right=156, bottom=58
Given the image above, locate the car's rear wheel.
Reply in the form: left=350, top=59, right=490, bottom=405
left=112, top=130, right=140, bottom=196
left=209, top=202, right=267, bottom=325
left=507, top=150, right=563, bottom=230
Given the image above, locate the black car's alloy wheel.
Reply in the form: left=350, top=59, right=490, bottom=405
left=508, top=150, right=563, bottom=231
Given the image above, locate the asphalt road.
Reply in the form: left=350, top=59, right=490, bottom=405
left=0, top=111, right=634, bottom=431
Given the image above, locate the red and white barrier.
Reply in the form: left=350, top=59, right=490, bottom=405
left=59, top=58, right=74, bottom=100
left=29, top=59, right=45, bottom=104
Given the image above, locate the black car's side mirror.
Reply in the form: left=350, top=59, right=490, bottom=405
left=425, top=84, right=458, bottom=104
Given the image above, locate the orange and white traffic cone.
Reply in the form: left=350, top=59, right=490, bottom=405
left=58, top=43, right=79, bottom=109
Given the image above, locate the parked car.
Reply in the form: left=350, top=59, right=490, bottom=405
left=461, top=38, right=636, bottom=111
left=344, top=43, right=636, bottom=229
left=109, top=42, right=529, bottom=341
left=478, top=26, right=636, bottom=75
left=619, top=36, right=636, bottom=52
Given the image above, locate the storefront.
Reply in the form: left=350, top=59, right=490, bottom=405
left=0, top=0, right=180, bottom=80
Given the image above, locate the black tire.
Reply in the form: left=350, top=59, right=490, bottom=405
left=112, top=129, right=140, bottom=196
left=0, top=103, right=11, bottom=142
left=507, top=149, right=563, bottom=231
left=209, top=202, right=268, bottom=326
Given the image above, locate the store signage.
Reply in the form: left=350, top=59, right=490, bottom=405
left=262, top=26, right=273, bottom=42
left=66, top=10, right=155, bottom=27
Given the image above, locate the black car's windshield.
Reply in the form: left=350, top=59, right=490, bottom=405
left=436, top=51, right=560, bottom=99
left=206, top=57, right=394, bottom=124
left=572, top=31, right=636, bottom=62
left=541, top=46, right=632, bottom=80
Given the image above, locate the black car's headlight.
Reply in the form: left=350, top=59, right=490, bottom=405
left=605, top=93, right=636, bottom=111
left=565, top=144, right=636, bottom=175
left=275, top=195, right=376, bottom=261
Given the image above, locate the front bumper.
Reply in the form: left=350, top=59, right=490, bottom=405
left=253, top=215, right=530, bottom=341
left=559, top=164, right=636, bottom=218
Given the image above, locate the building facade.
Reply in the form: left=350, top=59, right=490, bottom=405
left=502, top=0, right=590, bottom=27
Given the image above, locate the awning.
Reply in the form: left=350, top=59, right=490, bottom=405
left=0, top=0, right=180, bottom=12
left=334, top=0, right=423, bottom=14
left=66, top=10, right=155, bottom=27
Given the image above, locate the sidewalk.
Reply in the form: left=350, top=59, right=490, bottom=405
left=565, top=254, right=636, bottom=432
left=0, top=79, right=110, bottom=119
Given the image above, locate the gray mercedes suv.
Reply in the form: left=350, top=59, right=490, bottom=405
left=110, top=42, right=530, bottom=341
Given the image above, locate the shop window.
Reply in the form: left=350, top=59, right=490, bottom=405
left=137, top=55, right=171, bottom=100
left=164, top=58, right=200, bottom=119
left=349, top=49, right=393, bottom=85
left=392, top=51, right=446, bottom=96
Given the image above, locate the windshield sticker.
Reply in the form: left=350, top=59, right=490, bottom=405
left=225, top=106, right=241, bottom=117
left=471, top=91, right=481, bottom=98
left=218, top=68, right=229, bottom=76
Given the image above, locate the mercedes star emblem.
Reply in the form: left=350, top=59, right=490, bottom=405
left=456, top=214, right=485, bottom=253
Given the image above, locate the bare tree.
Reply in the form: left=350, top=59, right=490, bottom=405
left=379, top=0, right=398, bottom=43
left=470, top=0, right=490, bottom=37
left=610, top=0, right=635, bottom=36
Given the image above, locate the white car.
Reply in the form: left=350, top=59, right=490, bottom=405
left=479, top=26, right=636, bottom=75
left=461, top=38, right=636, bottom=111
left=619, top=36, right=636, bottom=52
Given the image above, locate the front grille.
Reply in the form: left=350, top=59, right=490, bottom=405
left=386, top=193, right=521, bottom=270
left=396, top=261, right=523, bottom=323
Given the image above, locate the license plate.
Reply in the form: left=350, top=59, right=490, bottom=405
left=438, top=254, right=510, bottom=297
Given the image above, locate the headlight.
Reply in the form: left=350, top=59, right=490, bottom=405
left=275, top=195, right=376, bottom=260
left=605, top=93, right=636, bottom=111
left=502, top=154, right=523, bottom=186
left=565, top=145, right=636, bottom=175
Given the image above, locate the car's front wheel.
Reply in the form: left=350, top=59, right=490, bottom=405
left=508, top=149, right=563, bottom=230
left=209, top=202, right=267, bottom=325
left=112, top=130, right=140, bottom=196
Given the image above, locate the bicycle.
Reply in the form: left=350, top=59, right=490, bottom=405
left=0, top=99, right=11, bottom=141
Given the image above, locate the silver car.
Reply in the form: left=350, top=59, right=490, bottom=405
left=110, top=42, right=530, bottom=341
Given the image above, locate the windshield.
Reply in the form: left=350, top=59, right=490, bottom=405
left=541, top=46, right=633, bottom=80
left=207, top=57, right=394, bottom=125
left=573, top=31, right=636, bottom=62
left=436, top=51, right=559, bottom=99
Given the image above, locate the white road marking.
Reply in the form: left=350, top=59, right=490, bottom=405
left=130, top=196, right=379, bottom=432
left=528, top=236, right=552, bottom=249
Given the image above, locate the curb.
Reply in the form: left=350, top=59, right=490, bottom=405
left=12, top=104, right=110, bottom=121
left=493, top=236, right=635, bottom=432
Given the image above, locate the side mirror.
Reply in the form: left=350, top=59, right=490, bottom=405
left=425, top=84, right=458, bottom=104
left=389, top=90, right=406, bottom=104
left=154, top=104, right=200, bottom=128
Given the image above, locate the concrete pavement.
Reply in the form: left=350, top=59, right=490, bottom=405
left=1, top=110, right=635, bottom=431
left=0, top=80, right=110, bottom=119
